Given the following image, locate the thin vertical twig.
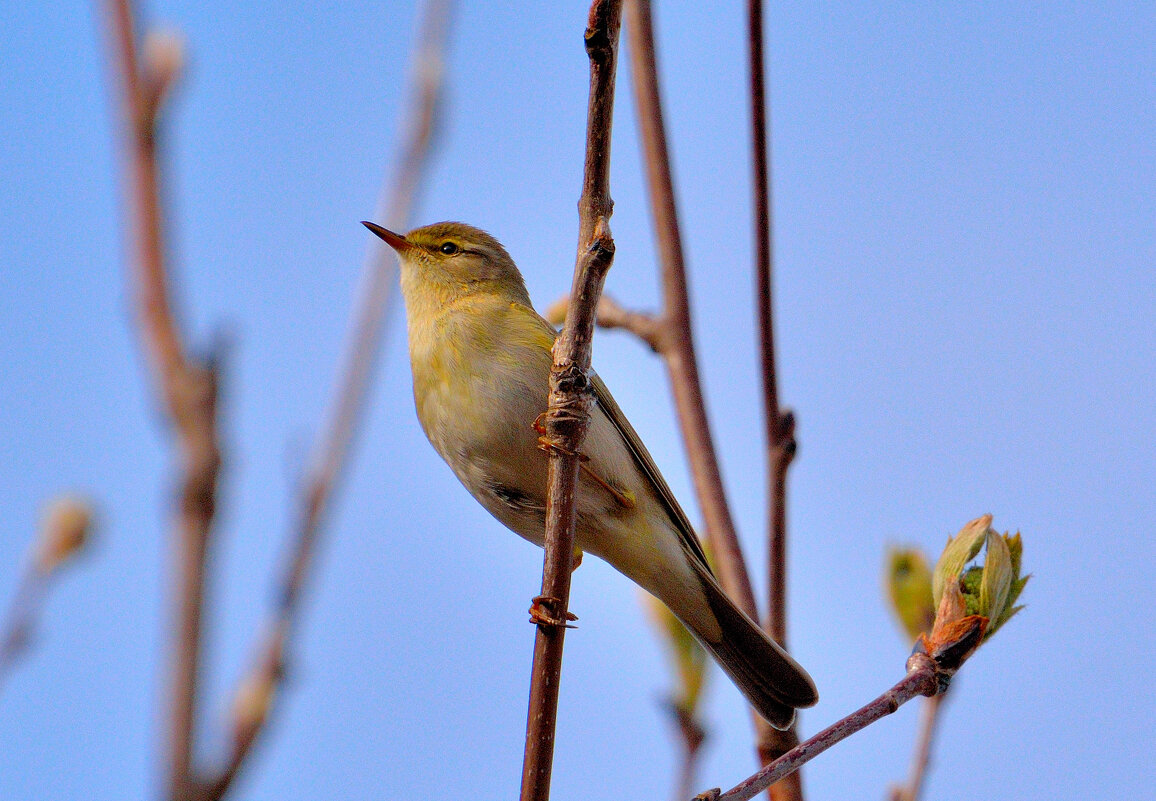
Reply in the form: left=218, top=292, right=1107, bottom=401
left=519, top=3, right=622, bottom=800
left=623, top=0, right=758, bottom=625
left=746, top=0, right=801, bottom=796
left=209, top=0, right=455, bottom=795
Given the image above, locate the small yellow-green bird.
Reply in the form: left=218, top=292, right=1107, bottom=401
left=364, top=220, right=817, bottom=728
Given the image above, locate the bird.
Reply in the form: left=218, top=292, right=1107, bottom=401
left=364, top=219, right=817, bottom=728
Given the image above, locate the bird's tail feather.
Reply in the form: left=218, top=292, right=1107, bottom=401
left=685, top=561, right=818, bottom=730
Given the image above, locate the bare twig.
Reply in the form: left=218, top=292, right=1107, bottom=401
left=745, top=0, right=802, bottom=796
left=210, top=0, right=454, bottom=794
left=104, top=4, right=220, bottom=801
left=519, top=3, right=622, bottom=800
left=694, top=653, right=943, bottom=801
left=889, top=692, right=947, bottom=801
left=624, top=0, right=757, bottom=622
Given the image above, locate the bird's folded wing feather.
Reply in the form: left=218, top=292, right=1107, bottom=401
left=588, top=371, right=712, bottom=573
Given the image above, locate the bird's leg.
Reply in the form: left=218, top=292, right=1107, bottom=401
left=533, top=413, right=636, bottom=510
left=529, top=595, right=579, bottom=628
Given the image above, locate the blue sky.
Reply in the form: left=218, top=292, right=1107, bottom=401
left=2, top=1, right=1153, bottom=799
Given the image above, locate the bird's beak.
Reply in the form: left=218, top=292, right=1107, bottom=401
left=362, top=220, right=413, bottom=253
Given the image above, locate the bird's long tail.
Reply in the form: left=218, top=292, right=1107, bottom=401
left=678, top=560, right=818, bottom=730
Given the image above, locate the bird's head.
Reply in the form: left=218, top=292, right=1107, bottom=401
left=364, top=220, right=531, bottom=307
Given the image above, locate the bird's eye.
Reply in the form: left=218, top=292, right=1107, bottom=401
left=439, top=242, right=459, bottom=255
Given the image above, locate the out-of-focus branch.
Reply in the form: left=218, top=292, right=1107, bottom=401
left=104, top=4, right=219, bottom=801
left=745, top=0, right=801, bottom=796
left=544, top=294, right=663, bottom=352
left=211, top=0, right=455, bottom=795
left=623, top=0, right=758, bottom=623
left=694, top=653, right=943, bottom=801
left=888, top=692, right=947, bottom=801
left=106, top=0, right=453, bottom=796
left=519, top=3, right=622, bottom=801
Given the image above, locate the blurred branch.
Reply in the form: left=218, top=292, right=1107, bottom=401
left=104, top=0, right=453, bottom=797
left=744, top=0, right=801, bottom=796
left=544, top=294, right=663, bottom=352
left=211, top=0, right=455, bottom=795
left=888, top=693, right=946, bottom=801
left=519, top=3, right=622, bottom=800
left=104, top=4, right=219, bottom=801
left=694, top=652, right=944, bottom=801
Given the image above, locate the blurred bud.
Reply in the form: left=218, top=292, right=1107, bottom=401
left=35, top=496, right=93, bottom=574
left=885, top=547, right=935, bottom=642
left=231, top=665, right=277, bottom=738
left=919, top=515, right=1030, bottom=671
left=141, top=29, right=185, bottom=115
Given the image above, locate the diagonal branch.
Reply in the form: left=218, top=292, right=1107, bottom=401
left=519, top=3, right=623, bottom=800
left=695, top=653, right=942, bottom=801
left=745, top=0, right=802, bottom=795
left=209, top=0, right=455, bottom=796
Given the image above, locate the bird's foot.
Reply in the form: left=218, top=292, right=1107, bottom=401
left=529, top=595, right=578, bottom=629
left=533, top=412, right=580, bottom=457
left=533, top=413, right=635, bottom=510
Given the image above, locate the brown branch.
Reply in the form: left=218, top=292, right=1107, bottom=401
left=209, top=0, right=455, bottom=796
left=745, top=1, right=801, bottom=797
left=624, top=0, right=757, bottom=621
left=889, top=692, right=947, bottom=801
left=545, top=294, right=664, bottom=352
left=519, top=3, right=622, bottom=800
left=694, top=653, right=943, bottom=801
left=591, top=295, right=665, bottom=352
left=104, top=4, right=220, bottom=801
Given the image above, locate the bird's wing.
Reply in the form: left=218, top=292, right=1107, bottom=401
left=588, top=371, right=712, bottom=573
